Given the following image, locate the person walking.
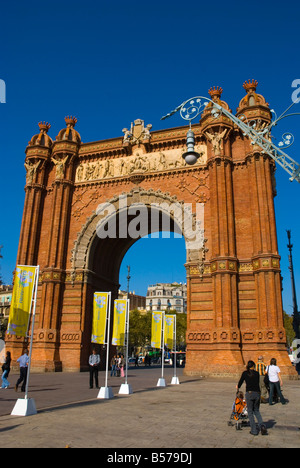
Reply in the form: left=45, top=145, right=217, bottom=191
left=89, top=349, right=100, bottom=389
left=110, top=355, right=117, bottom=377
left=266, top=358, right=286, bottom=406
left=15, top=349, right=29, bottom=393
left=1, top=351, right=11, bottom=389
left=256, top=356, right=268, bottom=403
left=237, top=360, right=268, bottom=436
left=119, top=354, right=125, bottom=378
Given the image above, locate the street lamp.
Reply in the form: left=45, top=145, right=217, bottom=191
left=126, top=265, right=131, bottom=295
left=287, top=230, right=300, bottom=339
left=182, top=126, right=200, bottom=165
left=161, top=92, right=300, bottom=184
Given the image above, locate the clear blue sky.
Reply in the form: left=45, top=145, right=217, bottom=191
left=0, top=0, right=299, bottom=313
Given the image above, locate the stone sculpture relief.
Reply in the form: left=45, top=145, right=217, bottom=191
left=24, top=160, right=41, bottom=184
left=205, top=129, right=227, bottom=156
left=75, top=146, right=207, bottom=183
left=52, top=155, right=69, bottom=179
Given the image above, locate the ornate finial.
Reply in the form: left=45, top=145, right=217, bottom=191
left=208, top=86, right=223, bottom=100
left=122, top=119, right=152, bottom=151
left=27, top=121, right=52, bottom=147
left=243, top=79, right=258, bottom=93
left=38, top=122, right=51, bottom=133
left=56, top=116, right=81, bottom=143
left=65, top=116, right=78, bottom=127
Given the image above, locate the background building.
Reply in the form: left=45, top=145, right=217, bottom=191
left=118, top=290, right=146, bottom=312
left=146, top=282, right=187, bottom=314
left=0, top=285, right=12, bottom=319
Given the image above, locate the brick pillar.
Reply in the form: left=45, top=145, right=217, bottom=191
left=36, top=132, right=79, bottom=371
left=206, top=134, right=244, bottom=373
left=185, top=87, right=244, bottom=376
left=7, top=127, right=52, bottom=365
left=244, top=151, right=294, bottom=374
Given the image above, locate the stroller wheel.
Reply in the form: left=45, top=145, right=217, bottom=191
left=236, top=422, right=242, bottom=431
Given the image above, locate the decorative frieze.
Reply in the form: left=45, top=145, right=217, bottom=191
left=75, top=146, right=207, bottom=183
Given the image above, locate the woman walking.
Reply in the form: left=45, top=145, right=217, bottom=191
left=1, top=351, right=11, bottom=389
left=119, top=355, right=125, bottom=378
left=237, top=360, right=268, bottom=436
left=266, top=358, right=286, bottom=406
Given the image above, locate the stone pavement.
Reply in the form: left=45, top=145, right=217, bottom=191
left=0, top=366, right=299, bottom=448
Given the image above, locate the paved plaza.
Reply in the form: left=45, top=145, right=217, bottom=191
left=0, top=366, right=299, bottom=449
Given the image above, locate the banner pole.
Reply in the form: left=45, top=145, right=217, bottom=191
left=98, top=292, right=114, bottom=399
left=11, top=265, right=39, bottom=416
left=162, top=311, right=165, bottom=380
left=157, top=311, right=166, bottom=387
left=25, top=265, right=39, bottom=401
left=104, top=292, right=111, bottom=389
left=171, top=315, right=180, bottom=385
left=118, top=299, right=133, bottom=395
left=124, top=299, right=130, bottom=385
left=174, top=316, right=177, bottom=379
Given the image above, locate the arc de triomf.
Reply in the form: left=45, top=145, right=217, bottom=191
left=7, top=81, right=295, bottom=377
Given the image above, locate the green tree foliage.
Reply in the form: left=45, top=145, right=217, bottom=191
left=0, top=317, right=8, bottom=340
left=129, top=309, right=187, bottom=352
left=129, top=310, right=152, bottom=350
left=173, top=310, right=187, bottom=349
left=283, top=311, right=296, bottom=348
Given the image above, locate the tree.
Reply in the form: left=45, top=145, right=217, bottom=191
left=128, top=309, right=187, bottom=354
left=129, top=310, right=152, bottom=353
left=0, top=317, right=8, bottom=340
left=283, top=311, right=296, bottom=349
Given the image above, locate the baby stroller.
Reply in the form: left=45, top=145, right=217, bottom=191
left=228, top=391, right=249, bottom=430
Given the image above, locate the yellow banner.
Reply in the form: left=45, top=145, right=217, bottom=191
left=112, top=299, right=127, bottom=346
left=151, top=312, right=163, bottom=349
left=7, top=266, right=37, bottom=338
left=91, top=292, right=109, bottom=344
left=165, top=315, right=175, bottom=349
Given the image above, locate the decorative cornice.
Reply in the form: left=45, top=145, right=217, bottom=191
left=186, top=257, right=280, bottom=277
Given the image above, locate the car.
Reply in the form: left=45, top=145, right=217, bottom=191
left=288, top=354, right=296, bottom=365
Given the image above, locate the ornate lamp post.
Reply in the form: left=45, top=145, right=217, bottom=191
left=287, top=230, right=300, bottom=339
left=161, top=89, right=300, bottom=183
left=126, top=265, right=131, bottom=295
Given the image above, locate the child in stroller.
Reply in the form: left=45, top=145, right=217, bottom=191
left=228, top=391, right=249, bottom=430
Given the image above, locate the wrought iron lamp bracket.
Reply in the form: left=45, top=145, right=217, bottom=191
left=162, top=96, right=300, bottom=183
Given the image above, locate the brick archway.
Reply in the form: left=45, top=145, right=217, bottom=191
left=68, top=187, right=204, bottom=369
left=9, top=85, right=296, bottom=377
left=71, top=187, right=203, bottom=272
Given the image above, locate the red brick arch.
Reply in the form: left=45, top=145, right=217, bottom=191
left=8, top=99, right=296, bottom=377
